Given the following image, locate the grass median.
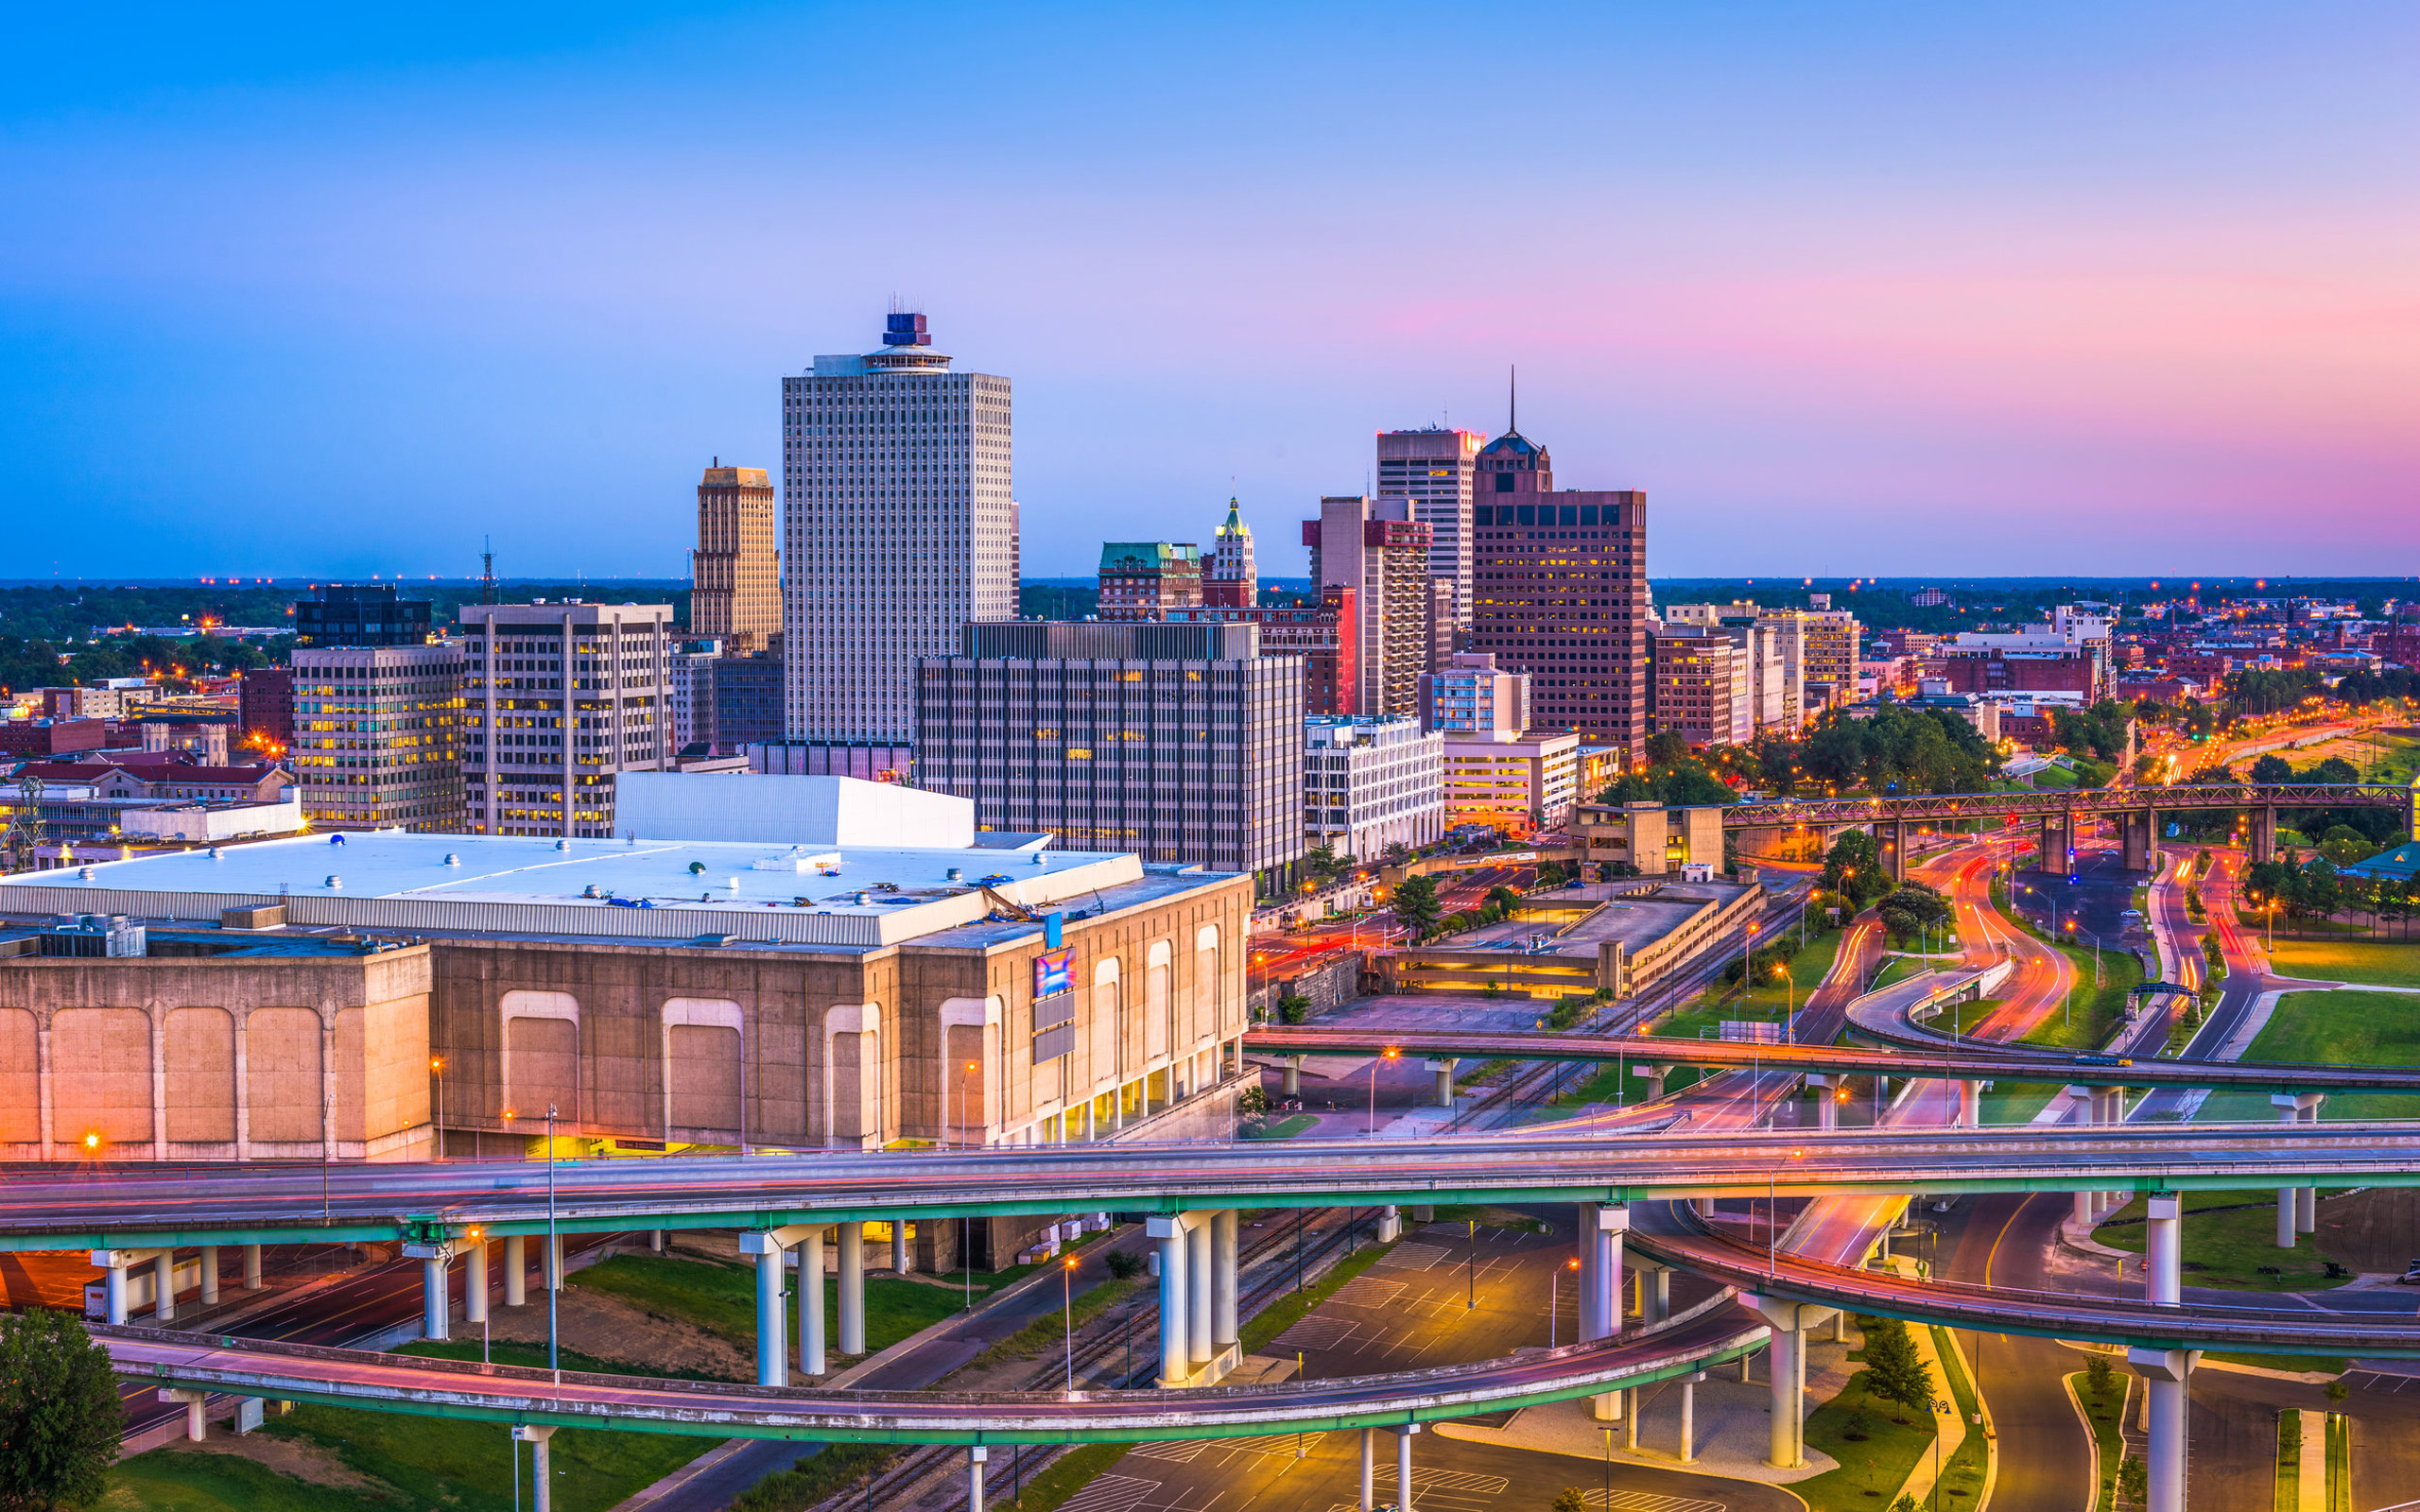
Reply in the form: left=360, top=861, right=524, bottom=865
left=2195, top=989, right=2420, bottom=1123
left=2264, top=938, right=2420, bottom=988
left=573, top=1249, right=965, bottom=1359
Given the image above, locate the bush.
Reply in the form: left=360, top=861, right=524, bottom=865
left=1277, top=993, right=1311, bottom=1025
left=1104, top=1249, right=1148, bottom=1280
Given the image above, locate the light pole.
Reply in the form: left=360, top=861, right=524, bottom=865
left=431, top=1057, right=444, bottom=1160
left=1062, top=1257, right=1080, bottom=1395
left=1551, top=1255, right=1577, bottom=1345
left=545, top=1103, right=560, bottom=1385
left=1369, top=1047, right=1398, bottom=1135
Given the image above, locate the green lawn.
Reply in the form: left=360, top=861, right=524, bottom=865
left=1928, top=1327, right=1989, bottom=1506
left=573, top=1249, right=974, bottom=1359
left=2068, top=1367, right=2128, bottom=1512
left=974, top=1276, right=1144, bottom=1368
left=999, top=1443, right=1134, bottom=1512
left=2193, top=989, right=2420, bottom=1124
left=1242, top=1113, right=1318, bottom=1140
left=2265, top=938, right=2420, bottom=988
left=2093, top=1190, right=2350, bottom=1292
left=110, top=1340, right=710, bottom=1512
left=1793, top=1358, right=1940, bottom=1510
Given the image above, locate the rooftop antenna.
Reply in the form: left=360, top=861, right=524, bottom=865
left=480, top=536, right=496, bottom=604
left=1509, top=366, right=1517, bottom=434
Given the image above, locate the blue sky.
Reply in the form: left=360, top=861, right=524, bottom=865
left=4, top=3, right=2415, bottom=580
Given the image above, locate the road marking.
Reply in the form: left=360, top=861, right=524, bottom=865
left=1329, top=1277, right=1408, bottom=1309
left=1377, top=1243, right=1450, bottom=1270
left=1129, top=1440, right=1206, bottom=1463
left=1271, top=1314, right=1360, bottom=1351
left=1057, top=1474, right=1161, bottom=1512
left=1580, top=1492, right=1725, bottom=1512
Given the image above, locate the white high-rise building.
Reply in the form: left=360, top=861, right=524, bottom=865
left=782, top=312, right=1017, bottom=751
left=1376, top=427, right=1482, bottom=629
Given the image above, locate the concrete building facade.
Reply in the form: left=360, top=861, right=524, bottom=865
left=458, top=601, right=672, bottom=838
left=1162, top=590, right=1357, bottom=718
left=915, top=622, right=1306, bottom=885
left=781, top=312, right=1017, bottom=749
left=1304, top=496, right=1433, bottom=719
left=693, top=463, right=780, bottom=653
left=289, top=644, right=466, bottom=833
left=1302, top=715, right=1445, bottom=861
left=1650, top=624, right=1753, bottom=747
left=1376, top=427, right=1483, bottom=629
left=1097, top=542, right=1204, bottom=620
left=1441, top=728, right=1581, bottom=836
left=1421, top=651, right=1530, bottom=738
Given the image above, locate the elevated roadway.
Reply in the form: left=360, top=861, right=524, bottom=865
left=1243, top=1020, right=2420, bottom=1094
left=18, top=1124, right=2420, bottom=1252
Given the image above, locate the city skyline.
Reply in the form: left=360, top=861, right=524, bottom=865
left=5, top=5, right=2415, bottom=580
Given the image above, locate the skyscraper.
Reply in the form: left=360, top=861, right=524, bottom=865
left=693, top=461, right=779, bottom=652
left=781, top=312, right=1016, bottom=761
left=1376, top=427, right=1483, bottom=628
left=1303, top=496, right=1432, bottom=719
left=458, top=601, right=671, bottom=837
left=1468, top=429, right=1650, bottom=763
left=1205, top=498, right=1257, bottom=608
left=287, top=584, right=462, bottom=832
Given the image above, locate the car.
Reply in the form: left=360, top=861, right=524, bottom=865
left=2071, top=1054, right=2134, bottom=1067
left=2401, top=1258, right=2420, bottom=1286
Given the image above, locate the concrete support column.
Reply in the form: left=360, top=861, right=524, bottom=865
left=798, top=1227, right=827, bottom=1377
left=466, top=1241, right=488, bottom=1325
left=2296, top=1180, right=2316, bottom=1234
left=2146, top=1192, right=2181, bottom=1307
left=1767, top=1318, right=1803, bottom=1468
left=1392, top=1424, right=1419, bottom=1512
left=505, top=1235, right=527, bottom=1307
left=515, top=1425, right=557, bottom=1512
left=1622, top=1387, right=1640, bottom=1450
left=1809, top=1074, right=1838, bottom=1131
left=1211, top=1209, right=1238, bottom=1349
left=966, top=1446, right=986, bottom=1512
left=1185, top=1217, right=1212, bottom=1368
left=199, top=1246, right=220, bottom=1307
left=1678, top=1371, right=1702, bottom=1462
left=752, top=1241, right=788, bottom=1387
left=105, top=1263, right=129, bottom=1326
left=154, top=1251, right=177, bottom=1324
left=837, top=1221, right=866, bottom=1356
left=243, top=1245, right=263, bottom=1292
left=891, top=1222, right=910, bottom=1273
left=422, top=1253, right=451, bottom=1341
left=1150, top=1216, right=1188, bottom=1385
left=545, top=1233, right=563, bottom=1292
left=650, top=1230, right=665, bottom=1253
left=160, top=1388, right=208, bottom=1442
left=2127, top=1348, right=2199, bottom=1512
left=2066, top=1084, right=2098, bottom=1225
left=1889, top=820, right=1906, bottom=883
left=1645, top=1265, right=1669, bottom=1326
left=1376, top=1206, right=1402, bottom=1242
left=1284, top=1056, right=1302, bottom=1097
left=1956, top=1079, right=1980, bottom=1127
left=1427, top=1058, right=1456, bottom=1108
left=1358, top=1428, right=1374, bottom=1510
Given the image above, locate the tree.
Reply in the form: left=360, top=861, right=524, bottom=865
left=1304, top=845, right=1340, bottom=879
left=1644, top=730, right=1692, bottom=766
left=0, top=1308, right=123, bottom=1512
left=2086, top=1351, right=2113, bottom=1396
left=1877, top=882, right=1951, bottom=948
left=1821, top=829, right=1891, bottom=909
left=1391, top=874, right=1443, bottom=940
left=1276, top=993, right=1312, bottom=1025
left=1551, top=1492, right=1587, bottom=1512
left=2117, top=1453, right=2147, bottom=1505
left=2251, top=753, right=2293, bottom=784
left=1858, top=1315, right=1933, bottom=1424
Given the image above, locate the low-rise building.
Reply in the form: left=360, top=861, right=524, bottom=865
left=1441, top=729, right=1580, bottom=836
left=1572, top=800, right=1727, bottom=876
left=1098, top=542, right=1205, bottom=620
left=1302, top=716, right=1444, bottom=861
left=1420, top=652, right=1528, bottom=737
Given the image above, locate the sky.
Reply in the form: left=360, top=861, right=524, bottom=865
left=3, top=2, right=2416, bottom=582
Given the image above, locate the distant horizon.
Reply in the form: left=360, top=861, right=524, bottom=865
left=5, top=572, right=2415, bottom=593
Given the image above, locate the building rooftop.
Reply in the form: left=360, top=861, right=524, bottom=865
left=0, top=832, right=1219, bottom=951
left=1443, top=882, right=1756, bottom=960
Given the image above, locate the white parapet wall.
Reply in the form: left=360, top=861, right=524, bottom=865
left=615, top=771, right=976, bottom=849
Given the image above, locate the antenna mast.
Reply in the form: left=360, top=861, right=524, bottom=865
left=480, top=536, right=496, bottom=605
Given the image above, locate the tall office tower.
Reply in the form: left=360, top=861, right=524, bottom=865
left=289, top=644, right=464, bottom=832
left=1376, top=427, right=1483, bottom=627
left=1097, top=542, right=1204, bottom=619
left=1649, top=623, right=1752, bottom=747
left=1661, top=603, right=1798, bottom=733
left=1426, top=576, right=1459, bottom=670
left=1303, top=496, right=1433, bottom=719
left=1467, top=429, right=1650, bottom=763
left=1204, top=498, right=1257, bottom=608
left=781, top=312, right=1016, bottom=766
left=668, top=639, right=722, bottom=752
left=458, top=601, right=671, bottom=837
left=693, top=461, right=779, bottom=652
left=916, top=621, right=1305, bottom=885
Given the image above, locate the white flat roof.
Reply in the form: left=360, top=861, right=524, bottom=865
left=0, top=833, right=1155, bottom=950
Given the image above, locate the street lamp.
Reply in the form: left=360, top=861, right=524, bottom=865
left=1370, top=1047, right=1399, bottom=1135
left=430, top=1057, right=444, bottom=1161
left=1062, top=1257, right=1080, bottom=1394
left=1552, top=1255, right=1579, bottom=1346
